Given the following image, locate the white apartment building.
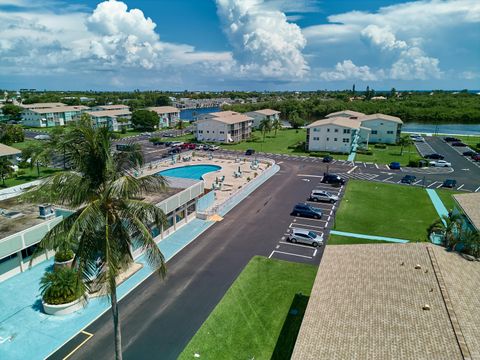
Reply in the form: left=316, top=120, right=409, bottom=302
left=307, top=117, right=370, bottom=153
left=21, top=104, right=89, bottom=127
left=245, top=109, right=281, bottom=129
left=325, top=111, right=403, bottom=144
left=86, top=109, right=132, bottom=132
left=147, top=106, right=181, bottom=128
left=90, top=104, right=130, bottom=112
left=196, top=111, right=253, bottom=143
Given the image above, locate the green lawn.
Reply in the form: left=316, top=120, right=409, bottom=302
left=436, top=189, right=461, bottom=212
left=8, top=140, right=42, bottom=151
left=355, top=143, right=422, bottom=165
left=327, top=234, right=391, bottom=245
left=113, top=130, right=144, bottom=139
left=451, top=135, right=480, bottom=149
left=2, top=167, right=61, bottom=188
left=334, top=180, right=439, bottom=241
left=179, top=256, right=317, bottom=360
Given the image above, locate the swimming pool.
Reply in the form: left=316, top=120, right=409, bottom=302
left=157, top=165, right=221, bottom=180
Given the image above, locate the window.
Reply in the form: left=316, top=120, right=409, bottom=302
left=343, top=129, right=351, bottom=134
left=198, top=130, right=203, bottom=134
left=387, top=130, right=394, bottom=134
left=313, top=137, right=319, bottom=141
left=327, top=128, right=330, bottom=132
left=334, top=129, right=338, bottom=133
left=220, top=131, right=224, bottom=134
left=371, top=130, right=378, bottom=134
left=334, top=138, right=338, bottom=142
left=313, top=128, right=319, bottom=132
left=326, top=137, right=329, bottom=141
left=206, top=130, right=210, bottom=133
left=0, top=253, right=18, bottom=264
left=21, top=244, right=38, bottom=259
left=343, top=138, right=350, bottom=143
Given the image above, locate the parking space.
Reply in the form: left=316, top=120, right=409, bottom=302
left=268, top=180, right=344, bottom=264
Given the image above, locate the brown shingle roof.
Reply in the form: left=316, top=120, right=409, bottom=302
left=28, top=106, right=89, bottom=114
left=251, top=109, right=280, bottom=116
left=453, top=193, right=480, bottom=230
left=147, top=106, right=180, bottom=114
left=0, top=143, right=21, bottom=157
left=361, top=113, right=403, bottom=124
left=326, top=110, right=366, bottom=118
left=21, top=103, right=66, bottom=109
left=307, top=117, right=366, bottom=130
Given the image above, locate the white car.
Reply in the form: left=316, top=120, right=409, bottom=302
left=34, top=134, right=51, bottom=140
left=429, top=160, right=451, bottom=167
left=209, top=145, right=220, bottom=151
left=411, top=136, right=425, bottom=142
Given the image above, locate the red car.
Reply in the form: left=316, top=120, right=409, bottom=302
left=472, top=154, right=480, bottom=162
left=187, top=143, right=196, bottom=150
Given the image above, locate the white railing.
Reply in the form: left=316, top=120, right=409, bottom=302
left=0, top=180, right=42, bottom=201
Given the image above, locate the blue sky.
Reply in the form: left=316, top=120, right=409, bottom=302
left=0, top=0, right=479, bottom=91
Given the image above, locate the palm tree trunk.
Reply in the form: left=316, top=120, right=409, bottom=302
left=111, top=286, right=123, bottom=360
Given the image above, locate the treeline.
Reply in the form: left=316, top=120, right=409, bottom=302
left=223, top=92, right=480, bottom=124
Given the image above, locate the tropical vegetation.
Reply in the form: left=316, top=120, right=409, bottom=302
left=40, top=267, right=85, bottom=305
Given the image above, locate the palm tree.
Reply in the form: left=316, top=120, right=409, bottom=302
left=398, top=135, right=413, bottom=156
left=428, top=212, right=463, bottom=248
left=258, top=118, right=272, bottom=142
left=24, top=119, right=168, bottom=360
left=271, top=118, right=282, bottom=137
left=0, top=157, right=13, bottom=186
left=176, top=119, right=186, bottom=135
left=461, top=230, right=480, bottom=258
left=22, top=142, right=52, bottom=177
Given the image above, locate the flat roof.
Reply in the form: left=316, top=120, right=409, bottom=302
left=147, top=106, right=180, bottom=114
left=86, top=109, right=132, bottom=118
left=0, top=143, right=21, bottom=157
left=293, top=243, right=468, bottom=360
left=453, top=193, right=480, bottom=230
left=307, top=117, right=367, bottom=130
left=94, top=105, right=129, bottom=110
left=21, top=103, right=66, bottom=109
left=27, top=105, right=89, bottom=114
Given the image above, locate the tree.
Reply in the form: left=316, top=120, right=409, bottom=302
left=0, top=124, right=24, bottom=144
left=24, top=119, right=168, bottom=360
left=390, top=87, right=397, bottom=98
left=131, top=110, right=159, bottom=131
left=0, top=158, right=13, bottom=186
left=155, top=95, right=172, bottom=106
left=1, top=104, right=23, bottom=121
left=398, top=135, right=413, bottom=156
left=352, top=84, right=356, bottom=96
left=258, top=118, right=272, bottom=142
left=428, top=213, right=463, bottom=249
left=176, top=119, right=186, bottom=135
left=271, top=118, right=282, bottom=137
left=461, top=230, right=480, bottom=258
left=289, top=112, right=305, bottom=129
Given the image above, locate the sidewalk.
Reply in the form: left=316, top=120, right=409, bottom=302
left=330, top=230, right=410, bottom=243
left=0, top=164, right=280, bottom=360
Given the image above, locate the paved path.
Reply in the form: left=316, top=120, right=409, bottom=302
left=330, top=230, right=410, bottom=243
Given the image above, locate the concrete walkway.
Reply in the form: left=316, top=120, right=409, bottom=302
left=330, top=230, right=410, bottom=243
left=426, top=189, right=449, bottom=225
left=0, top=165, right=280, bottom=360
left=347, top=152, right=356, bottom=162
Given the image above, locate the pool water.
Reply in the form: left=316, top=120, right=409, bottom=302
left=157, top=165, right=221, bottom=180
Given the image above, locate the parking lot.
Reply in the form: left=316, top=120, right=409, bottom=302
left=268, top=179, right=345, bottom=264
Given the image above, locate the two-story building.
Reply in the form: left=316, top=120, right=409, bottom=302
left=325, top=111, right=403, bottom=144
left=245, top=109, right=281, bottom=129
left=86, top=109, right=132, bottom=132
left=146, top=106, right=181, bottom=128
left=0, top=143, right=21, bottom=165
left=196, top=111, right=253, bottom=143
left=306, top=117, right=370, bottom=153
left=21, top=104, right=89, bottom=127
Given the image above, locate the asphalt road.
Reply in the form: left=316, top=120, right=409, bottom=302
left=49, top=159, right=343, bottom=360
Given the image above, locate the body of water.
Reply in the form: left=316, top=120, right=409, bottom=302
left=180, top=106, right=221, bottom=121
left=157, top=164, right=221, bottom=180
left=402, top=123, right=480, bottom=136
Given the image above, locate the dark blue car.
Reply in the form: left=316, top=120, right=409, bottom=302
left=389, top=162, right=401, bottom=170
left=291, top=203, right=322, bottom=219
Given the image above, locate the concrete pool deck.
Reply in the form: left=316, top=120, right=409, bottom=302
left=0, top=155, right=279, bottom=360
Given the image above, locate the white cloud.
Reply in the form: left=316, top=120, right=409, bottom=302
left=320, top=60, right=379, bottom=81
left=361, top=25, right=407, bottom=50
left=215, top=0, right=308, bottom=79
left=390, top=47, right=442, bottom=80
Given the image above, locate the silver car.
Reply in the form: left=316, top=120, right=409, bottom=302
left=310, top=190, right=339, bottom=203
left=288, top=228, right=324, bottom=247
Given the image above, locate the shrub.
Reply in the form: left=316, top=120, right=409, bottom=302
left=357, top=149, right=373, bottom=155
left=149, top=137, right=161, bottom=143
left=121, top=127, right=127, bottom=134
left=15, top=169, right=26, bottom=176
left=40, top=268, right=85, bottom=305
left=374, top=143, right=387, bottom=149
left=246, top=177, right=251, bottom=181
left=54, top=249, right=74, bottom=262
left=408, top=159, right=421, bottom=167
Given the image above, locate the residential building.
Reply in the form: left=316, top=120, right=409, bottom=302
left=325, top=111, right=403, bottom=144
left=21, top=105, right=89, bottom=127
left=245, top=109, right=281, bottom=129
left=292, top=243, right=480, bottom=360
left=86, top=109, right=132, bottom=132
left=90, top=104, right=130, bottom=112
left=196, top=111, right=253, bottom=143
left=306, top=117, right=370, bottom=153
left=452, top=193, right=480, bottom=232
left=0, top=143, right=21, bottom=164
left=147, top=106, right=181, bottom=128
left=0, top=177, right=206, bottom=283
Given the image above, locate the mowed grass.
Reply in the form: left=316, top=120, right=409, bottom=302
left=355, top=144, right=422, bottom=165
left=436, top=189, right=461, bottom=212
left=179, top=256, right=317, bottom=360
left=327, top=234, right=391, bottom=245
left=3, top=167, right=61, bottom=188
left=334, top=180, right=439, bottom=241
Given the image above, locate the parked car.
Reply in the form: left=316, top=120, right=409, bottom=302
left=442, top=179, right=457, bottom=188
left=472, top=154, right=480, bottom=162
left=196, top=144, right=205, bottom=150
left=444, top=137, right=460, bottom=142
left=309, top=190, right=338, bottom=203
left=168, top=147, right=181, bottom=155
left=462, top=151, right=477, bottom=157
left=322, top=155, right=333, bottom=163
left=429, top=160, right=452, bottom=167
left=141, top=132, right=152, bottom=137
left=245, top=149, right=255, bottom=156
left=163, top=133, right=174, bottom=137
left=424, top=153, right=444, bottom=160
left=389, top=162, right=401, bottom=170
left=34, top=134, right=51, bottom=140
left=170, top=141, right=184, bottom=147
left=321, top=173, right=345, bottom=185
left=152, top=140, right=164, bottom=146
left=209, top=145, right=220, bottom=151
left=411, top=136, right=425, bottom=142
left=291, top=203, right=322, bottom=219
left=451, top=142, right=467, bottom=147
left=401, top=175, right=417, bottom=184
left=187, top=143, right=196, bottom=150
left=288, top=228, right=324, bottom=247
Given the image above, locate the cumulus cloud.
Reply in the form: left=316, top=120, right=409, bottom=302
left=215, top=0, right=308, bottom=79
left=361, top=25, right=407, bottom=50
left=320, top=60, right=379, bottom=81
left=390, top=47, right=442, bottom=80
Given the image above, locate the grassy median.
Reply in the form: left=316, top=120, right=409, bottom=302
left=179, top=256, right=317, bottom=360
left=333, top=180, right=439, bottom=241
left=355, top=143, right=422, bottom=166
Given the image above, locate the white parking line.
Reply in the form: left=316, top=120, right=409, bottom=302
left=294, top=217, right=328, bottom=223
left=363, top=163, right=366, bottom=167
left=457, top=184, right=464, bottom=190
left=375, top=163, right=379, bottom=169
left=297, top=174, right=323, bottom=178
left=475, top=186, right=480, bottom=192
left=436, top=183, right=443, bottom=189
left=427, top=181, right=438, bottom=188
left=270, top=250, right=313, bottom=259
left=313, top=249, right=318, bottom=257
left=413, top=179, right=423, bottom=185
left=279, top=241, right=318, bottom=250
left=383, top=176, right=393, bottom=182
left=347, top=166, right=357, bottom=174
left=290, top=222, right=325, bottom=230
